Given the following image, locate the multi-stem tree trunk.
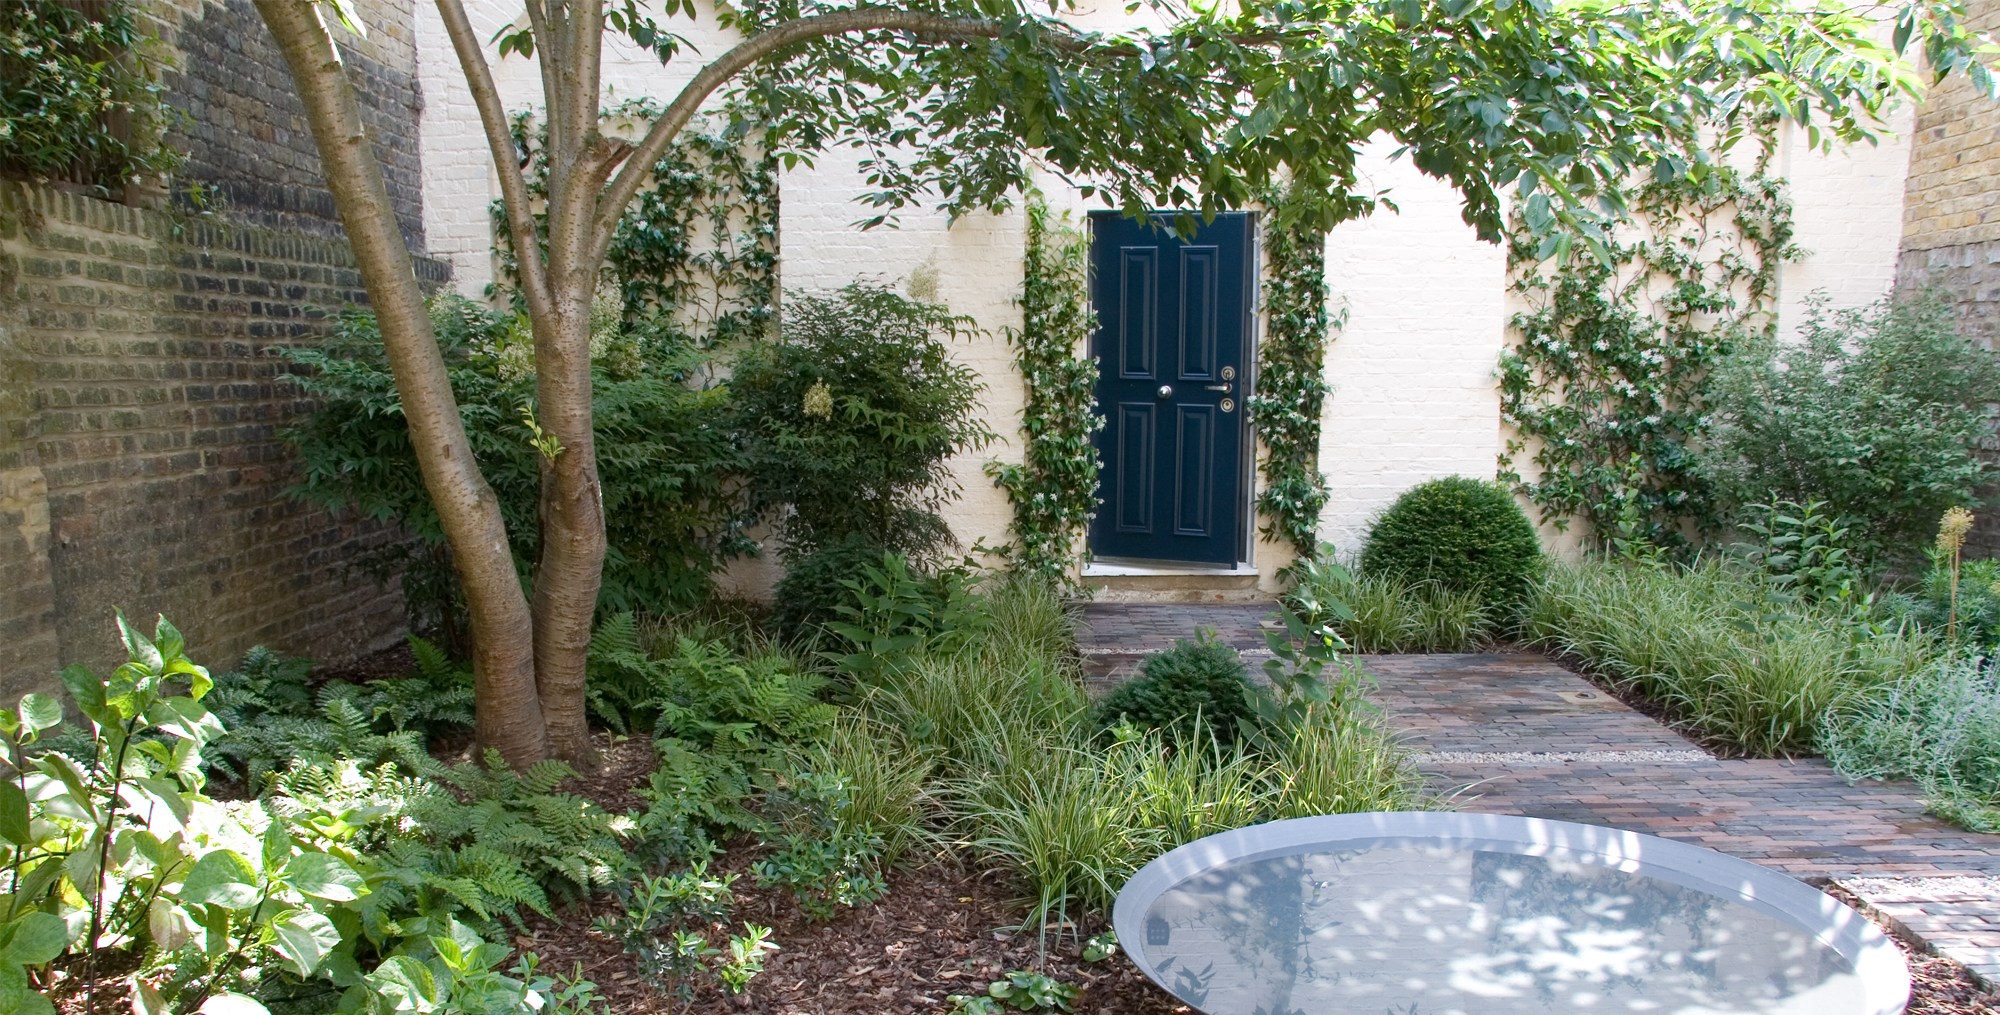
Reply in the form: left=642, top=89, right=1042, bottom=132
left=254, top=0, right=1022, bottom=768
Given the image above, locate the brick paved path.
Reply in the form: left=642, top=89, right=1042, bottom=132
left=1081, top=601, right=2000, bottom=984
left=1081, top=602, right=2000, bottom=878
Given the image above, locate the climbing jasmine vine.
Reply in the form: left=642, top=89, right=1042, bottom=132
left=1251, top=186, right=1340, bottom=560
left=1499, top=132, right=1796, bottom=549
left=987, top=196, right=1103, bottom=584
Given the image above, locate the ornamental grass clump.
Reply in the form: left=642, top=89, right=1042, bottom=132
left=836, top=577, right=1427, bottom=933
left=1361, top=477, right=1544, bottom=616
left=1525, top=556, right=1937, bottom=756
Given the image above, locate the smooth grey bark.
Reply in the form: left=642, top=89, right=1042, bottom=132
left=252, top=0, right=548, bottom=770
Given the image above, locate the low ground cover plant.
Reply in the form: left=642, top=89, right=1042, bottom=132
left=1821, top=653, right=2000, bottom=832
left=1284, top=547, right=1492, bottom=653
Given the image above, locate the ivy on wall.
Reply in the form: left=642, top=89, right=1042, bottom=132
left=1250, top=189, right=1340, bottom=560
left=986, top=195, right=1103, bottom=583
left=1498, top=145, right=1796, bottom=548
left=0, top=0, right=179, bottom=197
left=495, top=100, right=778, bottom=345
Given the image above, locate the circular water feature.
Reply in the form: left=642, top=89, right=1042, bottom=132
left=1112, top=812, right=1908, bottom=1015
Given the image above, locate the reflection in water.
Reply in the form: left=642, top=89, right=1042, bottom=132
left=1142, top=848, right=1859, bottom=1015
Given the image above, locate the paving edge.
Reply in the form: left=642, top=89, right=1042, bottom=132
left=1836, top=878, right=2000, bottom=992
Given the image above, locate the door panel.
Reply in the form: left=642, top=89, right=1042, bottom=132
left=1089, top=212, right=1252, bottom=565
left=1118, top=248, right=1158, bottom=379
left=1114, top=402, right=1155, bottom=533
left=1178, top=246, right=1218, bottom=380
left=1174, top=405, right=1214, bottom=537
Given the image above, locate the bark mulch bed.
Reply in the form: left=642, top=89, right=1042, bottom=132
left=519, top=863, right=1186, bottom=1015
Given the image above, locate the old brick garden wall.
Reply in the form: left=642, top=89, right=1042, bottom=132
left=1898, top=0, right=2000, bottom=342
left=0, top=183, right=447, bottom=700
left=0, top=0, right=440, bottom=698
left=1897, top=0, right=2000, bottom=555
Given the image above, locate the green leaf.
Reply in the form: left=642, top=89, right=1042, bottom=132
left=1, top=964, right=54, bottom=1015
left=133, top=778, right=194, bottom=829
left=59, top=664, right=108, bottom=725
left=181, top=849, right=261, bottom=909
left=320, top=0, right=368, bottom=38
left=117, top=611, right=164, bottom=674
left=263, top=819, right=293, bottom=873
left=130, top=975, right=169, bottom=1015
left=197, top=994, right=273, bottom=1015
left=271, top=910, right=342, bottom=977
left=285, top=852, right=366, bottom=901
left=153, top=616, right=185, bottom=667
left=0, top=782, right=29, bottom=846
left=366, top=955, right=439, bottom=1013
left=17, top=695, right=62, bottom=734
left=0, top=912, right=69, bottom=965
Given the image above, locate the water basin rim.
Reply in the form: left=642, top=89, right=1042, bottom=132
left=1111, top=811, right=1910, bottom=1015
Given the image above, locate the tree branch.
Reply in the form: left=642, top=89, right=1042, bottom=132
left=435, top=0, right=554, bottom=318
left=589, top=10, right=1056, bottom=264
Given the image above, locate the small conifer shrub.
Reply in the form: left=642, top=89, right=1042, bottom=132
left=1091, top=632, right=1254, bottom=744
left=1361, top=477, right=1543, bottom=612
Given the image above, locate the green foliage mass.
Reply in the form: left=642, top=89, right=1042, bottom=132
left=281, top=293, right=748, bottom=623
left=1703, top=291, right=2000, bottom=569
left=985, top=196, right=1102, bottom=584
left=1251, top=184, right=1339, bottom=559
left=1821, top=654, right=2000, bottom=832
left=1090, top=633, right=1256, bottom=745
left=0, top=0, right=180, bottom=192
left=1361, top=477, right=1544, bottom=612
left=205, top=641, right=473, bottom=787
left=732, top=283, right=996, bottom=559
left=1500, top=157, right=1793, bottom=548
left=772, top=534, right=893, bottom=643
left=495, top=103, right=777, bottom=345
left=0, top=615, right=614, bottom=1015
left=1890, top=557, right=2000, bottom=651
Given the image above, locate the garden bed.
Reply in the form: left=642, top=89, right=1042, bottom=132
left=517, top=863, right=1182, bottom=1015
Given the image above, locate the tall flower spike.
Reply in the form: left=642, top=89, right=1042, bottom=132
left=1939, top=506, right=1976, bottom=556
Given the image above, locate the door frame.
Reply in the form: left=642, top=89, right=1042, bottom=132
left=1084, top=210, right=1262, bottom=570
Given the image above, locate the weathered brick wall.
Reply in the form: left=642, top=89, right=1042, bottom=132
left=1896, top=0, right=2000, bottom=556
left=1898, top=0, right=2000, bottom=342
left=150, top=0, right=426, bottom=250
left=0, top=182, right=447, bottom=699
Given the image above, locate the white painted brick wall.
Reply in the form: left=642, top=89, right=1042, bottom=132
left=1774, top=110, right=1916, bottom=336
left=416, top=7, right=1917, bottom=593
left=1316, top=142, right=1509, bottom=562
left=418, top=0, right=745, bottom=297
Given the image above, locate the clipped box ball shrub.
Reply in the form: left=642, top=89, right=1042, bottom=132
left=1361, top=476, right=1543, bottom=612
left=1092, top=633, right=1255, bottom=745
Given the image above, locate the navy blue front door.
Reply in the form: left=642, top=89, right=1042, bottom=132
left=1088, top=212, right=1253, bottom=565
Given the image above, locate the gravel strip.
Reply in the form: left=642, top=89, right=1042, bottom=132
left=1413, top=748, right=1714, bottom=766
